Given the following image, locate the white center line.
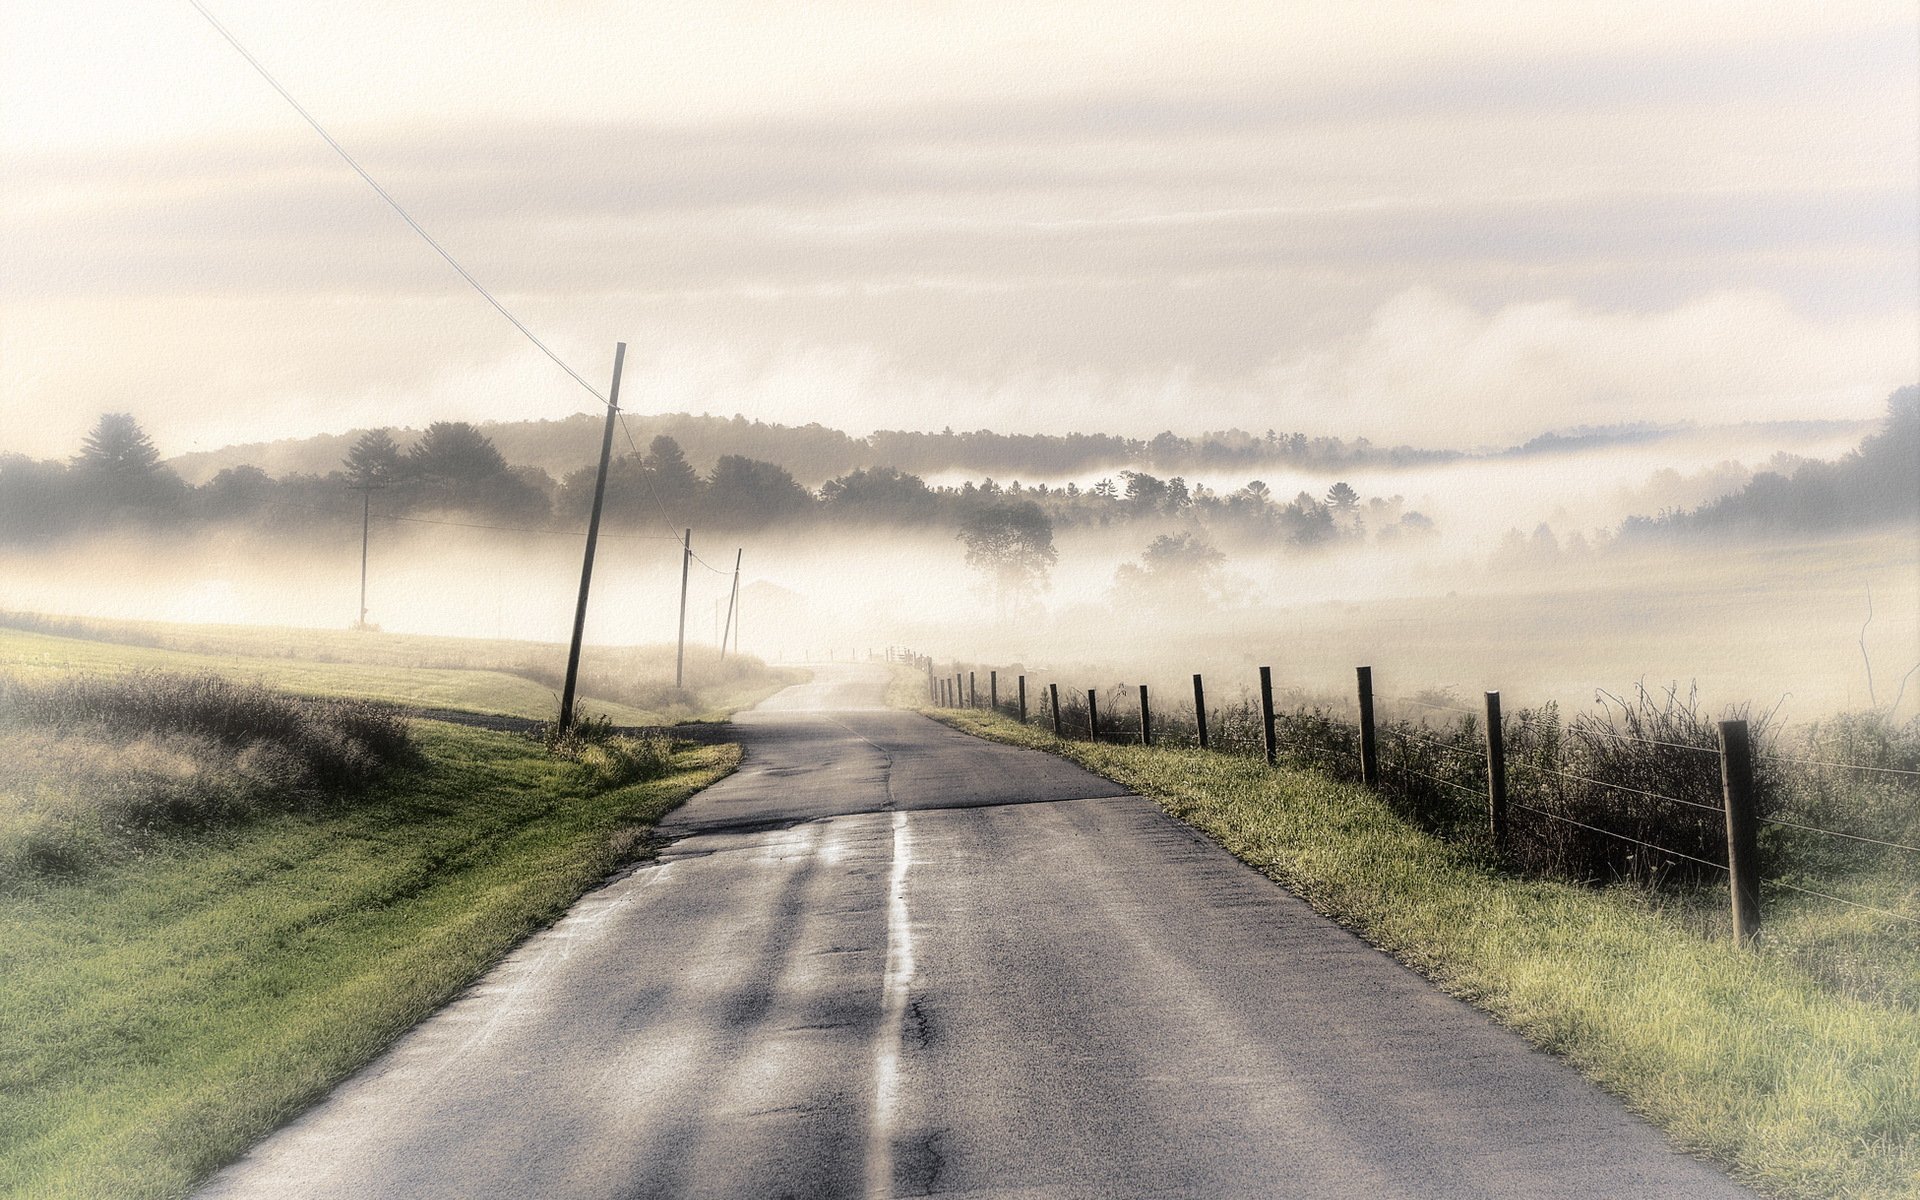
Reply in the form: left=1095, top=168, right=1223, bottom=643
left=866, top=808, right=915, bottom=1200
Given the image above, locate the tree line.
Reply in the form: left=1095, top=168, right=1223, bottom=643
left=164, top=410, right=1464, bottom=489
left=0, top=415, right=1437, bottom=551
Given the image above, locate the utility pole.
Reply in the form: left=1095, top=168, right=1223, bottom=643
left=348, top=482, right=384, bottom=631
left=719, top=549, right=742, bottom=657
left=560, top=343, right=626, bottom=730
left=675, top=528, right=692, bottom=688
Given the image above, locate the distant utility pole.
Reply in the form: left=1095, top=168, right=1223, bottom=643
left=719, top=549, right=742, bottom=657
left=560, top=343, right=626, bottom=730
left=675, top=528, right=692, bottom=688
left=348, top=481, right=385, bottom=631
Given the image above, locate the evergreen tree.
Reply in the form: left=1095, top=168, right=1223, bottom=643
left=74, top=413, right=161, bottom=477
left=343, top=428, right=402, bottom=487
left=641, top=435, right=702, bottom=507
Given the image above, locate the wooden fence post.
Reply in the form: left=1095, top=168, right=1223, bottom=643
left=1050, top=683, right=1062, bottom=737
left=1139, top=684, right=1152, bottom=746
left=1259, top=666, right=1277, bottom=766
left=926, top=659, right=935, bottom=702
left=1193, top=673, right=1209, bottom=750
left=1018, top=675, right=1028, bottom=724
left=1485, top=691, right=1508, bottom=857
left=1357, top=666, right=1379, bottom=788
left=968, top=671, right=976, bottom=707
left=1719, top=719, right=1761, bottom=943
left=990, top=670, right=999, bottom=711
left=1087, top=689, right=1100, bottom=743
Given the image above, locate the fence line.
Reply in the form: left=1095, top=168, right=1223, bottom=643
left=925, top=655, right=1918, bottom=946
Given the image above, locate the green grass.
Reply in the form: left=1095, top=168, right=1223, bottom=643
left=900, top=673, right=1920, bottom=1200
left=0, top=620, right=794, bottom=726
left=0, top=721, right=738, bottom=1200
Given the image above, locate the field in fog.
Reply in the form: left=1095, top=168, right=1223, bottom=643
left=2, top=415, right=1912, bottom=725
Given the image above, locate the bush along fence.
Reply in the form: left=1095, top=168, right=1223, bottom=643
left=922, top=658, right=1920, bottom=945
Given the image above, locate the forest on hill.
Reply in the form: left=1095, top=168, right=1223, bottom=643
left=1, top=391, right=1909, bottom=561
left=164, top=412, right=1483, bottom=488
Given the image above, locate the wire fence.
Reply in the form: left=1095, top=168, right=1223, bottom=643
left=923, top=658, right=1920, bottom=944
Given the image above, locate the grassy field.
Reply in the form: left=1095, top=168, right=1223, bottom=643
left=0, top=718, right=737, bottom=1199
left=0, top=612, right=798, bottom=726
left=898, top=672, right=1920, bottom=1200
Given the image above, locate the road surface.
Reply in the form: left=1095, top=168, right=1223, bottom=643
left=198, top=664, right=1748, bottom=1199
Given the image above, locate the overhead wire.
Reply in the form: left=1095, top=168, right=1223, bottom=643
left=188, top=1, right=752, bottom=588
left=185, top=0, right=607, bottom=405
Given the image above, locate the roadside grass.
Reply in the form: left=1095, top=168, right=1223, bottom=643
left=0, top=619, right=796, bottom=726
left=895, top=672, right=1920, bottom=1200
left=0, top=671, right=415, bottom=882
left=0, top=719, right=738, bottom=1200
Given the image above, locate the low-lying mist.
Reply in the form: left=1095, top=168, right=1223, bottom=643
left=3, top=419, right=1911, bottom=725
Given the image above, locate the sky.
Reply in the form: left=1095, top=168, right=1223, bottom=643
left=2, top=1, right=1916, bottom=460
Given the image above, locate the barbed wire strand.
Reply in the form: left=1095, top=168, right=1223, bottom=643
left=1756, top=817, right=1920, bottom=856
left=1399, top=766, right=1485, bottom=799
left=1507, top=801, right=1731, bottom=873
left=1755, top=754, right=1920, bottom=779
left=1381, top=694, right=1482, bottom=718
left=1762, top=878, right=1920, bottom=926
left=1512, top=760, right=1725, bottom=814
left=1390, top=727, right=1488, bottom=760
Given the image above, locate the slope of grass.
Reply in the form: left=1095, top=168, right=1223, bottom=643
left=0, top=671, right=416, bottom=881
left=0, top=720, right=737, bottom=1200
left=0, top=621, right=793, bottom=726
left=900, top=675, right=1920, bottom=1200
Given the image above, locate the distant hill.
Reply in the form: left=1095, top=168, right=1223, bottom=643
left=1621, top=388, right=1918, bottom=536
left=164, top=410, right=1877, bottom=488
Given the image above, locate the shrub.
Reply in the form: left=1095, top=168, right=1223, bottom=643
left=0, top=671, right=415, bottom=883
left=531, top=713, right=678, bottom=789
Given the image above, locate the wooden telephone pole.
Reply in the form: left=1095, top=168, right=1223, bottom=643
left=719, top=549, right=742, bottom=657
left=559, top=343, right=626, bottom=730
left=675, top=528, right=692, bottom=688
left=348, top=481, right=385, bottom=630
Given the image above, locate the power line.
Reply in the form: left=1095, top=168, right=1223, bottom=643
left=185, top=0, right=607, bottom=404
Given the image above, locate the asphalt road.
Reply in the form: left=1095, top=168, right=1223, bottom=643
left=198, top=664, right=1749, bottom=1199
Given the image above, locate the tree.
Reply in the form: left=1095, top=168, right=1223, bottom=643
left=407, top=422, right=508, bottom=483
left=71, top=412, right=184, bottom=518
left=641, top=435, right=702, bottom=508
left=1121, top=470, right=1168, bottom=511
left=1112, top=532, right=1231, bottom=611
left=75, top=413, right=161, bottom=476
left=706, top=455, right=812, bottom=527
left=819, top=466, right=939, bottom=522
left=200, top=464, right=277, bottom=520
left=343, top=428, right=402, bottom=488
left=1325, top=481, right=1360, bottom=514
left=958, top=500, right=1057, bottom=616
left=402, top=422, right=546, bottom=519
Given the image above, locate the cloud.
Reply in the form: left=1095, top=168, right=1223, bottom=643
left=1262, top=288, right=1917, bottom=444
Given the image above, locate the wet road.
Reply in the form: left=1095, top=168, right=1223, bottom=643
left=197, top=664, right=1748, bottom=1199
